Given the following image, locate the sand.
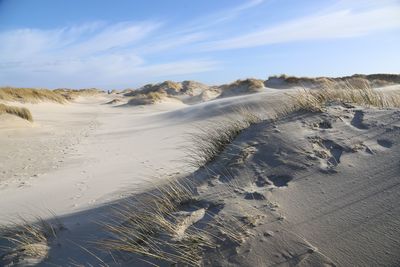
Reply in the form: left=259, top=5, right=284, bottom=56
left=0, top=85, right=399, bottom=266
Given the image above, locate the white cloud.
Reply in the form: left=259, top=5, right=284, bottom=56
left=202, top=4, right=400, bottom=50
left=0, top=20, right=218, bottom=88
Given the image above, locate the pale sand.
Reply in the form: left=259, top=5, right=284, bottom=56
left=0, top=87, right=399, bottom=266
left=0, top=90, right=284, bottom=223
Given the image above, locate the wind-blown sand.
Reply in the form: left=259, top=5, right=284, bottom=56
left=0, top=82, right=399, bottom=266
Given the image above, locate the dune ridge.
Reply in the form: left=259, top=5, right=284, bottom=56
left=121, top=73, right=400, bottom=106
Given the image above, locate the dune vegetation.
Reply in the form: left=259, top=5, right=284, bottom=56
left=278, top=83, right=400, bottom=117
left=0, top=87, right=67, bottom=104
left=267, top=73, right=400, bottom=89
left=186, top=109, right=262, bottom=168
left=0, top=103, right=33, bottom=122
left=0, top=87, right=104, bottom=104
left=0, top=217, right=59, bottom=264
left=99, top=174, right=252, bottom=267
left=100, top=179, right=206, bottom=265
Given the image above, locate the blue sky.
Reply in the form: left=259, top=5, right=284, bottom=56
left=0, top=0, right=399, bottom=89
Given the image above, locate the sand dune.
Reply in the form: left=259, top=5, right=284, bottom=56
left=1, top=80, right=400, bottom=266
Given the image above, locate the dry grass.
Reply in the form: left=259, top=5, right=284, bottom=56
left=276, top=83, right=400, bottom=117
left=268, top=74, right=400, bottom=89
left=186, top=108, right=262, bottom=168
left=224, top=79, right=264, bottom=91
left=0, top=217, right=61, bottom=265
left=125, top=81, right=182, bottom=97
left=99, top=176, right=249, bottom=266
left=0, top=87, right=104, bottom=104
left=219, top=79, right=264, bottom=98
left=0, top=103, right=33, bottom=122
left=100, top=179, right=213, bottom=266
left=0, top=87, right=67, bottom=104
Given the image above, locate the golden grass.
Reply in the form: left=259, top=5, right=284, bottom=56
left=225, top=79, right=264, bottom=90
left=0, top=87, right=67, bottom=104
left=0, top=217, right=60, bottom=264
left=99, top=176, right=247, bottom=266
left=277, top=83, right=400, bottom=117
left=100, top=179, right=209, bottom=266
left=0, top=87, right=104, bottom=104
left=0, top=103, right=33, bottom=122
left=186, top=108, right=262, bottom=168
left=268, top=74, right=400, bottom=89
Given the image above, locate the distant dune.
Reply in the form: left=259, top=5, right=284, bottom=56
left=265, top=73, right=400, bottom=89
left=122, top=74, right=400, bottom=106
left=217, top=78, right=265, bottom=98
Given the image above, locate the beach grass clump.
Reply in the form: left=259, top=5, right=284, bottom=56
left=100, top=179, right=212, bottom=266
left=186, top=108, right=262, bottom=168
left=277, top=83, right=400, bottom=117
left=0, top=87, right=67, bottom=104
left=99, top=177, right=246, bottom=266
left=0, top=218, right=60, bottom=265
left=0, top=103, right=33, bottom=122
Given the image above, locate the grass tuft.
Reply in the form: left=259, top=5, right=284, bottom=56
left=0, top=103, right=33, bottom=122
left=100, top=179, right=208, bottom=266
left=99, top=177, right=246, bottom=266
left=276, top=83, right=400, bottom=118
left=0, top=217, right=62, bottom=265
left=186, top=107, right=262, bottom=168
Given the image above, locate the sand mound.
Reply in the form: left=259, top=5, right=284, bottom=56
left=265, top=74, right=400, bottom=89
left=127, top=92, right=173, bottom=105
left=105, top=98, right=123, bottom=105
left=53, top=88, right=104, bottom=101
left=218, top=78, right=265, bottom=98
left=186, top=105, right=400, bottom=266
left=125, top=80, right=212, bottom=105
left=0, top=113, right=33, bottom=129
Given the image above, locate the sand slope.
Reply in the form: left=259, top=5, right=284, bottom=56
left=197, top=106, right=400, bottom=266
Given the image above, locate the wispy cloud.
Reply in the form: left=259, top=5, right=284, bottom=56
left=202, top=4, right=400, bottom=50
left=0, top=20, right=218, bottom=88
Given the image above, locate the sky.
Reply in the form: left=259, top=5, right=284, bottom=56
left=0, top=0, right=399, bottom=89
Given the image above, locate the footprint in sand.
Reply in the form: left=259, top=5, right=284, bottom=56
left=377, top=139, right=393, bottom=148
left=350, top=110, right=369, bottom=130
left=321, top=139, right=344, bottom=166
left=268, top=174, right=293, bottom=187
